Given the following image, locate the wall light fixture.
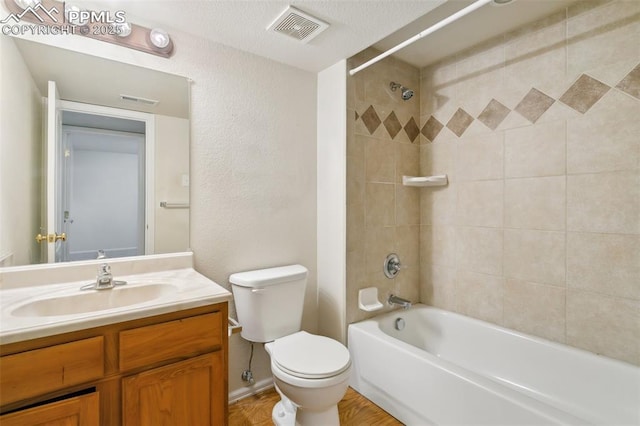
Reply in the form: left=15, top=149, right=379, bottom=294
left=115, top=21, right=132, bottom=38
left=4, top=0, right=175, bottom=58
left=149, top=28, right=171, bottom=50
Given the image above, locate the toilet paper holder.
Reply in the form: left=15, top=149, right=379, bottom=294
left=228, top=317, right=242, bottom=336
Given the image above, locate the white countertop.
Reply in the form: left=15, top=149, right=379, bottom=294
left=0, top=254, right=232, bottom=345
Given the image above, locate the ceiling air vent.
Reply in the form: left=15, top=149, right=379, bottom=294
left=267, top=6, right=329, bottom=43
left=119, top=94, right=159, bottom=106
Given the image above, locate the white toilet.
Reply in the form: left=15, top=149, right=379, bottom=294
left=230, top=265, right=351, bottom=426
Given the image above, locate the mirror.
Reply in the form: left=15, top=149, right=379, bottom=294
left=0, top=37, right=190, bottom=267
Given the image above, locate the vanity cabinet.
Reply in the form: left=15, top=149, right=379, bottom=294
left=0, top=392, right=99, bottom=426
left=122, top=352, right=224, bottom=425
left=0, top=302, right=228, bottom=425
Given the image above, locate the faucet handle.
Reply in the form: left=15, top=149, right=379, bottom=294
left=384, top=253, right=406, bottom=279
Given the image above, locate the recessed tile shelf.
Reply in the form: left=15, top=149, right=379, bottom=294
left=402, top=175, right=448, bottom=187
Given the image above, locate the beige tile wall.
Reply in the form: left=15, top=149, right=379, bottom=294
left=346, top=49, right=421, bottom=324
left=419, top=0, right=639, bottom=365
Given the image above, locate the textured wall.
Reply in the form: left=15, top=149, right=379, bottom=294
left=0, top=36, right=42, bottom=266
left=418, top=0, right=639, bottom=365
left=190, top=45, right=318, bottom=396
left=346, top=49, right=421, bottom=325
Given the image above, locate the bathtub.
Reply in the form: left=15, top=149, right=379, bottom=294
left=348, top=304, right=640, bottom=425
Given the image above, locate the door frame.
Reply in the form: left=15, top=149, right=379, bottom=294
left=58, top=100, right=156, bottom=256
left=44, top=81, right=61, bottom=263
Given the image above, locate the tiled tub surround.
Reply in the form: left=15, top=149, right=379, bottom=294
left=419, top=0, right=640, bottom=365
left=347, top=0, right=639, bottom=366
left=346, top=49, right=421, bottom=325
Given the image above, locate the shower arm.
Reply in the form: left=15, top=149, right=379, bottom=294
left=349, top=0, right=493, bottom=76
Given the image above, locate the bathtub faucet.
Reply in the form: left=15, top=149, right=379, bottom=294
left=388, top=294, right=412, bottom=309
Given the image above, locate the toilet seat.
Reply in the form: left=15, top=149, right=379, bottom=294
left=270, top=331, right=351, bottom=379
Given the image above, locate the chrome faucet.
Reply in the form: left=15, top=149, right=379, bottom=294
left=388, top=294, right=412, bottom=309
left=80, top=263, right=127, bottom=291
left=96, top=263, right=113, bottom=289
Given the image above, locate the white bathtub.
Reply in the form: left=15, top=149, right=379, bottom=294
left=348, top=304, right=640, bottom=425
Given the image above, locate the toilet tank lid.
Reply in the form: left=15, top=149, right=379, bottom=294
left=229, top=264, right=308, bottom=288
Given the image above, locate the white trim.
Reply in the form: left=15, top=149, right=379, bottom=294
left=145, top=116, right=155, bottom=255
left=317, top=60, right=348, bottom=344
left=228, top=378, right=274, bottom=404
left=58, top=100, right=155, bottom=123
left=57, top=100, right=156, bottom=255
left=46, top=82, right=60, bottom=263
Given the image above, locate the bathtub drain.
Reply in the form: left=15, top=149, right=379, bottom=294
left=395, top=317, right=405, bottom=331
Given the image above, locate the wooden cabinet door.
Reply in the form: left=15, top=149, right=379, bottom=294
left=0, top=392, right=99, bottom=426
left=122, top=352, right=225, bottom=426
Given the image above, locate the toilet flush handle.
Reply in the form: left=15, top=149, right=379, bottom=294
left=251, top=288, right=267, bottom=293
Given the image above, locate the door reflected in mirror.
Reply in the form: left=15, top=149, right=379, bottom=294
left=0, top=37, right=190, bottom=267
left=59, top=110, right=146, bottom=262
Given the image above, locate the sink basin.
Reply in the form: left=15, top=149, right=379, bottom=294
left=11, top=283, right=177, bottom=317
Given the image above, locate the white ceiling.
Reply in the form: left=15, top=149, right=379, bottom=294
left=77, top=0, right=579, bottom=72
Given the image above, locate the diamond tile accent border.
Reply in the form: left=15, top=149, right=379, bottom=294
left=515, top=88, right=556, bottom=123
left=559, top=74, right=610, bottom=114
left=403, top=117, right=420, bottom=143
left=616, top=64, right=640, bottom=100
left=478, top=99, right=511, bottom=130
left=354, top=105, right=421, bottom=142
left=447, top=108, right=474, bottom=137
left=421, top=116, right=444, bottom=142
left=355, top=62, right=639, bottom=144
left=360, top=105, right=381, bottom=134
left=383, top=111, right=402, bottom=139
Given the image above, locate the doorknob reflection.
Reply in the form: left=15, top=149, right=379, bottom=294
left=35, top=233, right=67, bottom=244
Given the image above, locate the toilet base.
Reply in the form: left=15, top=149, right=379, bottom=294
left=295, top=405, right=340, bottom=426
left=272, top=400, right=296, bottom=426
left=272, top=396, right=340, bottom=426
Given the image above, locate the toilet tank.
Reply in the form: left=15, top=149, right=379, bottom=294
left=229, top=264, right=308, bottom=343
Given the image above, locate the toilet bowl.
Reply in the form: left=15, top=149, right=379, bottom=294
left=265, top=331, right=351, bottom=426
left=229, top=265, right=351, bottom=426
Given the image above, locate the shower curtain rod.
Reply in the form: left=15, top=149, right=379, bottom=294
left=349, top=0, right=493, bottom=76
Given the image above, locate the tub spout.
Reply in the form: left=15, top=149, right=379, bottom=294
left=388, top=294, right=412, bottom=309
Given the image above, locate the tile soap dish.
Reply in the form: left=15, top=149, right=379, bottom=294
left=358, top=287, right=383, bottom=312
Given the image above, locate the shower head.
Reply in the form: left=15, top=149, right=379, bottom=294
left=401, top=87, right=414, bottom=100
left=390, top=81, right=414, bottom=101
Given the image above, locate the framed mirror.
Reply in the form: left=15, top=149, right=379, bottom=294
left=0, top=36, right=190, bottom=267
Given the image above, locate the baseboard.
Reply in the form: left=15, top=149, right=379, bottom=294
left=228, top=377, right=274, bottom=404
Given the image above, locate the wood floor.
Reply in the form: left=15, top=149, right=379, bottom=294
left=229, top=386, right=403, bottom=426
